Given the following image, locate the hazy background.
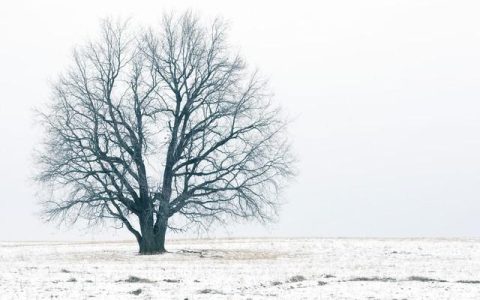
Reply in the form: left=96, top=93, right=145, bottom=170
left=1, top=0, right=479, bottom=240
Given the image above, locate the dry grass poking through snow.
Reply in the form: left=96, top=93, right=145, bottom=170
left=0, top=238, right=480, bottom=299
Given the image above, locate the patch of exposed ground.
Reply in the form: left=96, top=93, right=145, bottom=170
left=456, top=280, right=480, bottom=284
left=344, top=276, right=474, bottom=284
left=177, top=248, right=283, bottom=260
left=117, top=276, right=156, bottom=283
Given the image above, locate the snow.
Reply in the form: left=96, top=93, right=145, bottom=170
left=1, top=238, right=479, bottom=299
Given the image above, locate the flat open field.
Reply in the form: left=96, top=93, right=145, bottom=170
left=1, top=238, right=479, bottom=299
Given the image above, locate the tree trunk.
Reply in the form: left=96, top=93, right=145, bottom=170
left=138, top=212, right=167, bottom=255
left=138, top=232, right=166, bottom=254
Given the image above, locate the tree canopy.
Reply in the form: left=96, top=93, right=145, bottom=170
left=36, top=12, right=294, bottom=254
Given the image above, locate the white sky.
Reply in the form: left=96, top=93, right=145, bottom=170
left=1, top=0, right=480, bottom=240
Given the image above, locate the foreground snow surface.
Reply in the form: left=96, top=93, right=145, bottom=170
left=1, top=238, right=480, bottom=299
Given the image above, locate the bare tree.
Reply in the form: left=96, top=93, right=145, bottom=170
left=36, top=12, right=294, bottom=254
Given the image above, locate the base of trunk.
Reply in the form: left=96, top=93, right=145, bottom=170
left=137, top=213, right=168, bottom=255
left=139, top=249, right=166, bottom=255
left=138, top=233, right=166, bottom=255
left=138, top=239, right=166, bottom=255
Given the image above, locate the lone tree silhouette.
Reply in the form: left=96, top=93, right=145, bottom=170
left=36, top=12, right=294, bottom=254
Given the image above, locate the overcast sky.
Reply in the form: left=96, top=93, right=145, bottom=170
left=1, top=0, right=480, bottom=240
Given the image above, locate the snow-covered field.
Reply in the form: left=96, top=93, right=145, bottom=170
left=1, top=238, right=479, bottom=299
